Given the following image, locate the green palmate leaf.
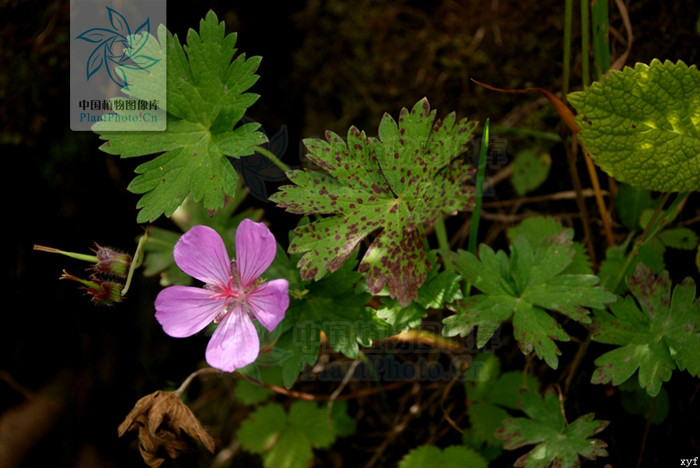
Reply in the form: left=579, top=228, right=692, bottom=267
left=495, top=390, right=609, bottom=468
left=378, top=265, right=463, bottom=332
left=97, top=11, right=266, bottom=223
left=271, top=98, right=476, bottom=306
left=465, top=354, right=540, bottom=446
left=398, top=445, right=488, bottom=468
left=506, top=217, right=592, bottom=275
left=443, top=230, right=616, bottom=368
left=510, top=149, right=551, bottom=196
left=568, top=59, right=700, bottom=192
left=238, top=401, right=343, bottom=468
left=271, top=254, right=391, bottom=388
left=591, top=264, right=700, bottom=396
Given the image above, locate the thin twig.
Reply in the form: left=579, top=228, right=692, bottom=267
left=553, top=383, right=568, bottom=425
left=234, top=371, right=408, bottom=401
left=481, top=188, right=610, bottom=208
left=327, top=359, right=362, bottom=421
left=173, top=367, right=221, bottom=397
left=582, top=147, right=615, bottom=246
left=636, top=397, right=656, bottom=468
left=567, top=134, right=597, bottom=264
left=439, top=377, right=464, bottom=434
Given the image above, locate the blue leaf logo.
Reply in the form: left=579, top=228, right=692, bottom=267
left=76, top=8, right=159, bottom=89
left=231, top=119, right=291, bottom=202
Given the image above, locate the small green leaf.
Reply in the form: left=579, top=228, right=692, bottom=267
left=510, top=149, right=551, bottom=196
left=329, top=401, right=356, bottom=437
left=270, top=255, right=391, bottom=387
left=619, top=380, right=669, bottom=424
left=237, top=403, right=287, bottom=453
left=271, top=98, right=476, bottom=306
left=264, top=430, right=312, bottom=468
left=238, top=401, right=345, bottom=468
left=569, top=59, right=700, bottom=192
left=142, top=227, right=191, bottom=286
left=658, top=227, right=699, bottom=250
left=418, top=270, right=463, bottom=309
left=398, top=445, right=488, bottom=468
left=591, top=264, right=700, bottom=396
left=598, top=243, right=665, bottom=294
left=506, top=217, right=591, bottom=275
left=377, top=300, right=426, bottom=331
left=495, top=390, right=609, bottom=468
left=288, top=401, right=336, bottom=449
left=444, top=231, right=616, bottom=368
left=97, top=11, right=266, bottom=222
left=465, top=354, right=540, bottom=446
left=614, top=183, right=659, bottom=231
left=234, top=366, right=281, bottom=405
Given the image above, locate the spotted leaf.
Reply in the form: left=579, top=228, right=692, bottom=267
left=270, top=98, right=476, bottom=306
left=591, top=264, right=700, bottom=396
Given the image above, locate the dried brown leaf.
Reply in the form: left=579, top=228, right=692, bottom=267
left=118, top=390, right=216, bottom=467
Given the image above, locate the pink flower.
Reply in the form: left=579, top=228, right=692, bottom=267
left=155, top=220, right=289, bottom=372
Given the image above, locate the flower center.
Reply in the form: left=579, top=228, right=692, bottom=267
left=208, top=275, right=247, bottom=323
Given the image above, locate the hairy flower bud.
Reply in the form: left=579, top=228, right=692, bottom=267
left=92, top=244, right=132, bottom=278
left=59, top=270, right=123, bottom=305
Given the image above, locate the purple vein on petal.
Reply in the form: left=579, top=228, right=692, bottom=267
left=235, top=219, right=277, bottom=287
left=155, top=286, right=224, bottom=338
left=174, top=225, right=232, bottom=285
left=205, top=305, right=260, bottom=372
left=246, top=279, right=290, bottom=331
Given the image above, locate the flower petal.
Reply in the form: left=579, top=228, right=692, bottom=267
left=205, top=306, right=259, bottom=372
left=235, top=219, right=277, bottom=287
left=155, top=286, right=223, bottom=337
left=174, top=225, right=232, bottom=286
left=246, top=279, right=290, bottom=331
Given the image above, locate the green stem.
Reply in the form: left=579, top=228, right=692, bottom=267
left=581, top=0, right=590, bottom=87
left=254, top=145, right=291, bottom=173
left=33, top=245, right=99, bottom=263
left=122, top=231, right=149, bottom=297
left=434, top=217, right=450, bottom=251
left=465, top=119, right=489, bottom=297
left=434, top=217, right=455, bottom=273
left=591, top=0, right=611, bottom=78
left=564, top=335, right=590, bottom=395
left=563, top=0, right=573, bottom=96
left=609, top=192, right=686, bottom=293
left=468, top=119, right=489, bottom=255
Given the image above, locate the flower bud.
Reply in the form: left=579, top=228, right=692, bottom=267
left=92, top=244, right=132, bottom=278
left=59, top=270, right=123, bottom=305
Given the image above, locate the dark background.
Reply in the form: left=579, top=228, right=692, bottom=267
left=2, top=1, right=699, bottom=467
